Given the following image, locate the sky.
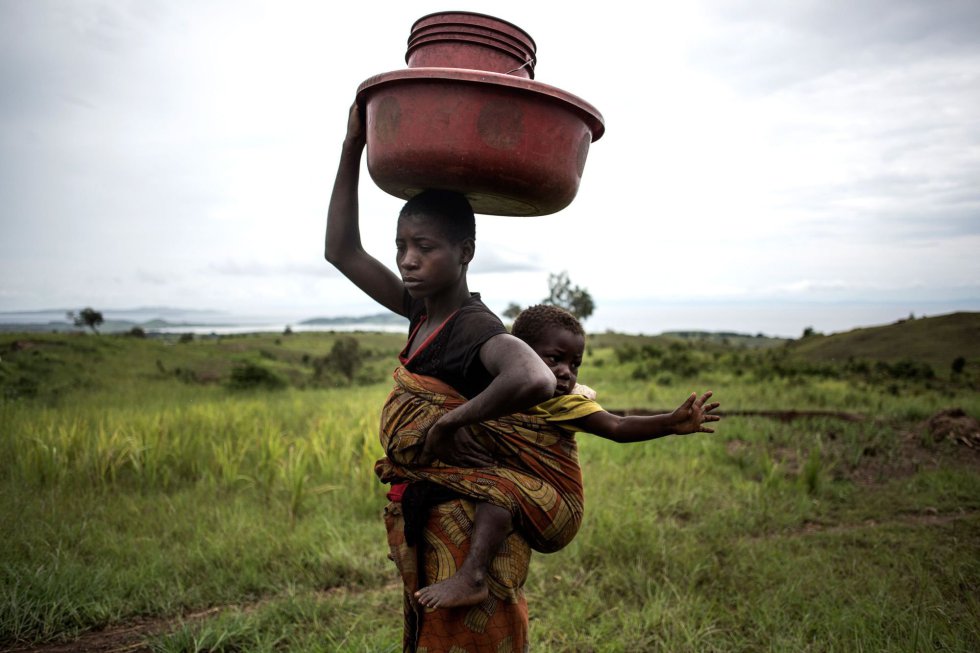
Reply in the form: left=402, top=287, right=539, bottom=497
left=1, top=0, right=978, bottom=337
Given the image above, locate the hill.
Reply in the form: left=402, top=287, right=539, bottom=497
left=0, top=310, right=408, bottom=334
left=787, top=311, right=979, bottom=371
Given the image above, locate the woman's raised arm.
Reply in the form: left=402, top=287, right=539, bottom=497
left=325, top=102, right=406, bottom=316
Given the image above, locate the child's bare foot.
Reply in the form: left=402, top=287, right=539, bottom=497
left=415, top=571, right=488, bottom=609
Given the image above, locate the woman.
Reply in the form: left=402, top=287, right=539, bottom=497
left=325, top=102, right=554, bottom=652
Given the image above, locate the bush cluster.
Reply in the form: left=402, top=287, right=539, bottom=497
left=610, top=338, right=958, bottom=390
left=227, top=362, right=286, bottom=391
left=616, top=341, right=700, bottom=381
left=311, top=336, right=368, bottom=385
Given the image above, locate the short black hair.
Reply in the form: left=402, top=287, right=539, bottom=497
left=511, top=304, right=585, bottom=347
left=399, top=189, right=475, bottom=244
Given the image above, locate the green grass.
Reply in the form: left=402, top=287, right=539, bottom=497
left=1, top=326, right=978, bottom=651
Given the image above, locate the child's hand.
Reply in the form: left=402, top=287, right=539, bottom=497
left=669, top=391, right=721, bottom=434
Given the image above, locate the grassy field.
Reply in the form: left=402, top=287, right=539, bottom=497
left=1, top=315, right=979, bottom=652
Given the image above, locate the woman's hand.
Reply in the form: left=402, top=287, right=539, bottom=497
left=669, top=391, right=721, bottom=434
left=418, top=416, right=496, bottom=468
left=345, top=101, right=366, bottom=148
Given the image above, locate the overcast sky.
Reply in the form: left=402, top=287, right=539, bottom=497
left=1, top=0, right=978, bottom=336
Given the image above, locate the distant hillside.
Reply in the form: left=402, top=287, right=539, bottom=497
left=0, top=318, right=211, bottom=334
left=788, top=312, right=979, bottom=370
left=0, top=310, right=408, bottom=334
left=660, top=330, right=789, bottom=349
left=300, top=313, right=407, bottom=326
left=589, top=330, right=789, bottom=352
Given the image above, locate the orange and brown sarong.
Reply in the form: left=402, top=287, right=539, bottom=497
left=376, top=366, right=594, bottom=552
left=375, top=367, right=601, bottom=652
left=383, top=497, right=532, bottom=653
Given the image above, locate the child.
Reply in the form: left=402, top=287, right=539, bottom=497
left=513, top=304, right=720, bottom=443
left=412, top=304, right=720, bottom=609
left=325, top=102, right=557, bottom=633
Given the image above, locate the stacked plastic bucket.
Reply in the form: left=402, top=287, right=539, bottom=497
left=405, top=12, right=537, bottom=78
left=357, top=11, right=604, bottom=216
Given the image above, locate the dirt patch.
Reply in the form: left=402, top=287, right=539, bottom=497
left=1, top=585, right=401, bottom=653
left=616, top=408, right=866, bottom=422
left=0, top=608, right=224, bottom=653
left=715, top=408, right=980, bottom=485
left=849, top=409, right=980, bottom=485
left=928, top=407, right=980, bottom=448
left=725, top=439, right=749, bottom=456
left=2, top=617, right=167, bottom=653
left=750, top=508, right=980, bottom=542
left=723, top=409, right=866, bottom=422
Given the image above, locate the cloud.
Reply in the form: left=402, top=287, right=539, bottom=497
left=765, top=279, right=851, bottom=295
left=469, top=246, right=544, bottom=275
left=136, top=269, right=169, bottom=285
left=0, top=1, right=977, bottom=335
left=694, top=0, right=980, bottom=93
left=674, top=1, right=980, bottom=258
left=208, top=260, right=327, bottom=278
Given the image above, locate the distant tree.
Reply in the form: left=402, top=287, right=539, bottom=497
left=543, top=271, right=594, bottom=321
left=802, top=326, right=817, bottom=338
left=951, top=356, right=966, bottom=375
left=502, top=302, right=522, bottom=321
left=67, top=307, right=104, bottom=335
left=314, top=336, right=365, bottom=383
left=333, top=336, right=363, bottom=382
left=283, top=325, right=293, bottom=336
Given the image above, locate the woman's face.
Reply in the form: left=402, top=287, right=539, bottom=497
left=395, top=213, right=472, bottom=299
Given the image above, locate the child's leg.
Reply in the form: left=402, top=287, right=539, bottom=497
left=414, top=501, right=513, bottom=609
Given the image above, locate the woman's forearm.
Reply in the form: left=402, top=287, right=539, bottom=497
left=439, top=334, right=555, bottom=430
left=417, top=335, right=554, bottom=467
left=324, top=136, right=365, bottom=266
left=439, top=367, right=553, bottom=430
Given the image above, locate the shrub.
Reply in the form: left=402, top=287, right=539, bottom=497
left=312, top=336, right=366, bottom=385
left=640, top=344, right=664, bottom=359
left=615, top=344, right=640, bottom=364
left=879, top=359, right=935, bottom=381
left=227, top=362, right=286, bottom=390
left=631, top=363, right=652, bottom=381
left=659, top=350, right=698, bottom=378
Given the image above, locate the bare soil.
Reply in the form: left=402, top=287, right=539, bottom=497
left=1, top=613, right=190, bottom=653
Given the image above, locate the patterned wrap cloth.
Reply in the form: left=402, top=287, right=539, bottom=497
left=375, top=367, right=603, bottom=652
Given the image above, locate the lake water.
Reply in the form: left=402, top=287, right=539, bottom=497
left=2, top=299, right=975, bottom=339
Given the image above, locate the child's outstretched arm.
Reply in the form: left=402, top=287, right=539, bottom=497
left=325, top=102, right=406, bottom=316
left=419, top=333, right=556, bottom=466
left=572, top=391, right=720, bottom=444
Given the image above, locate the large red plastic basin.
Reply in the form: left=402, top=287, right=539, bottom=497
left=356, top=68, right=605, bottom=216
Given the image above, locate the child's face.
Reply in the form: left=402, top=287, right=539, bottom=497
left=395, top=214, right=473, bottom=299
left=530, top=326, right=585, bottom=396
